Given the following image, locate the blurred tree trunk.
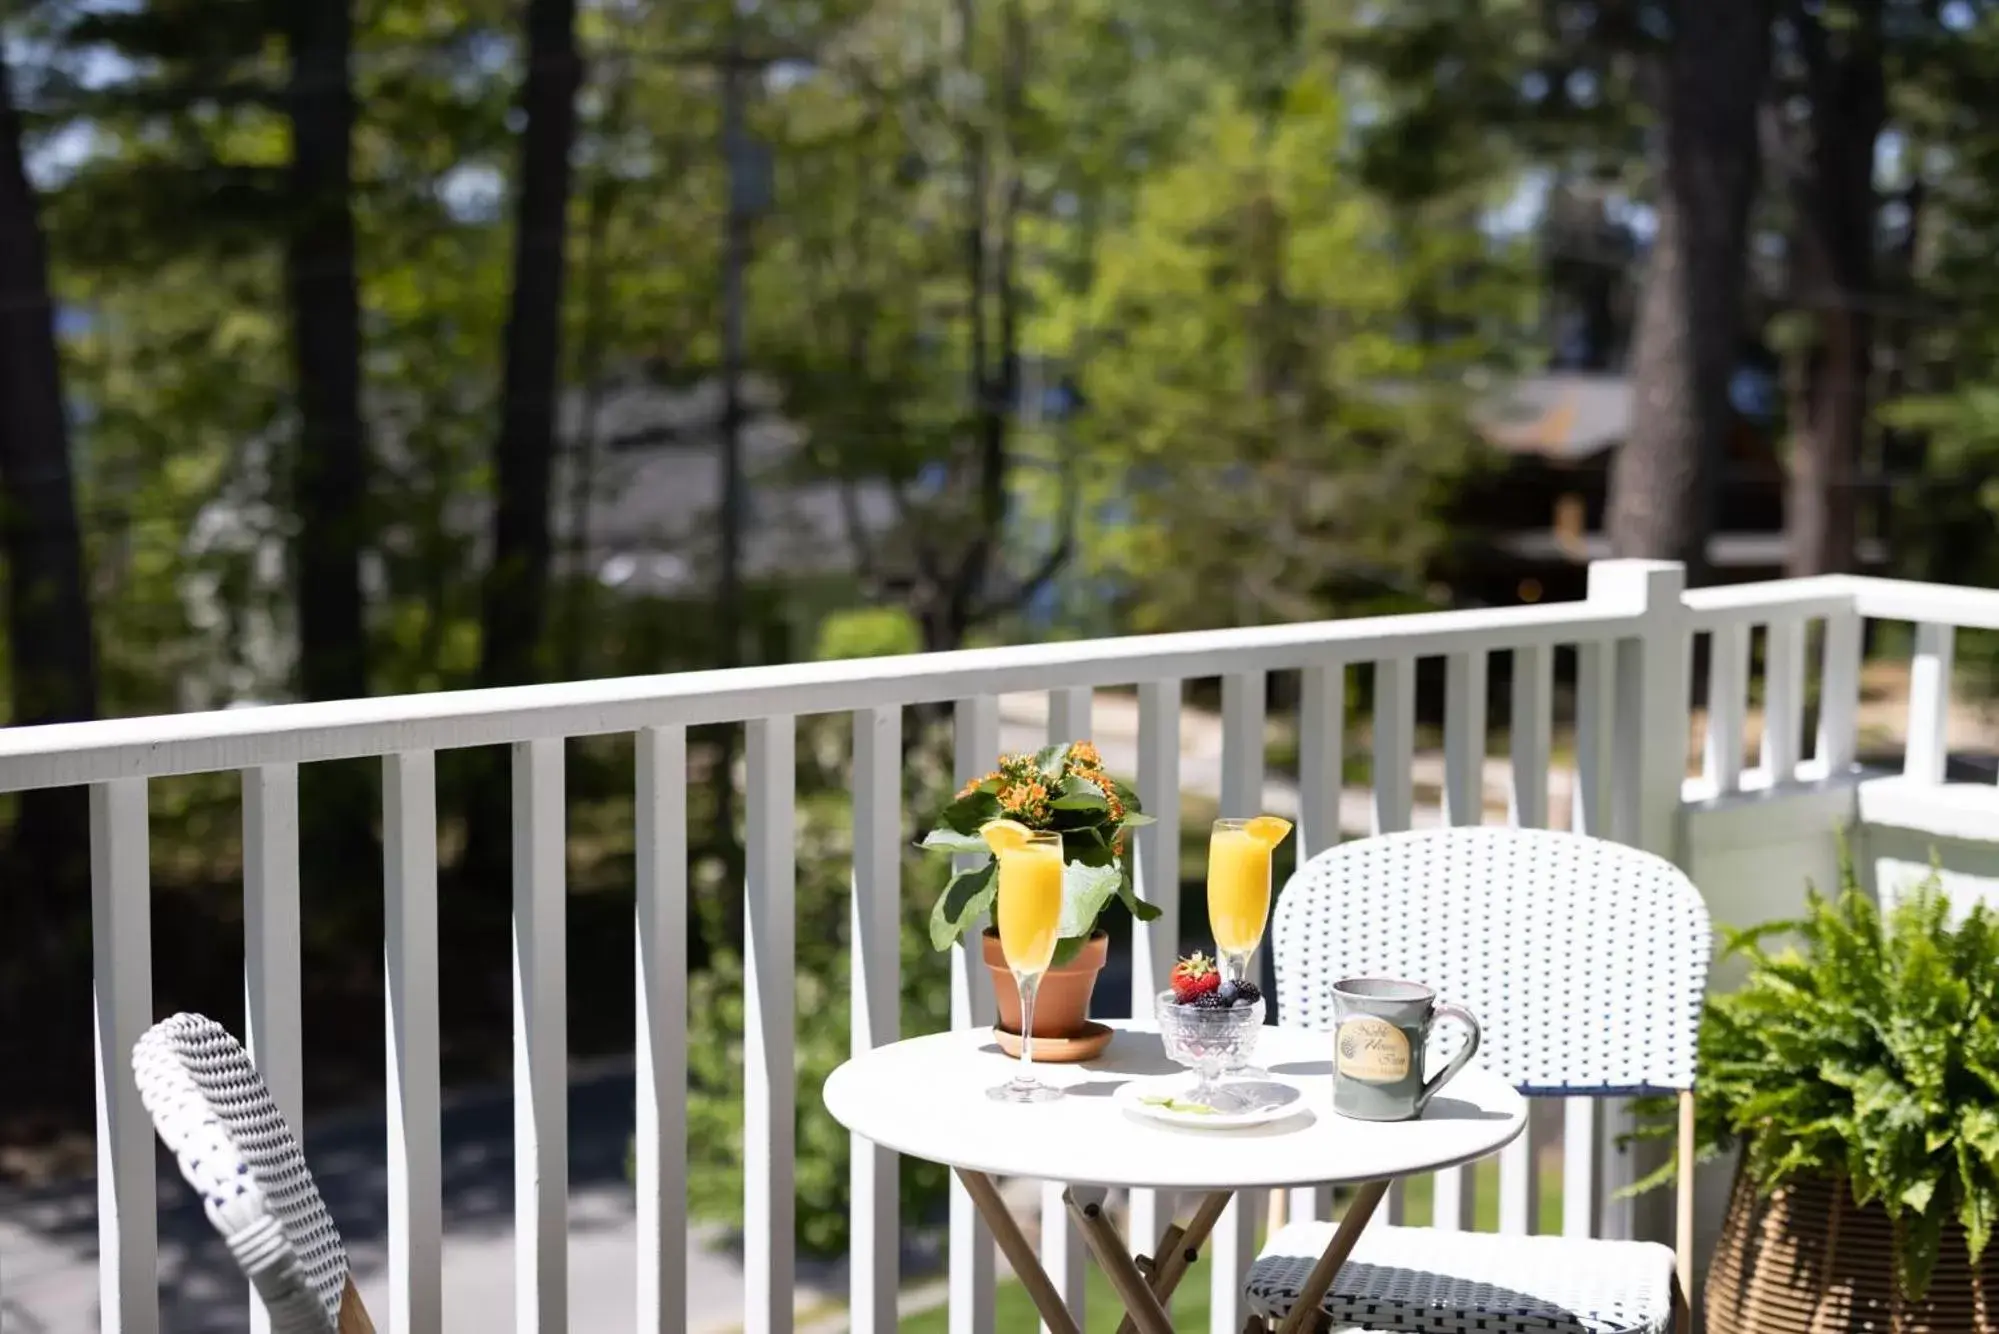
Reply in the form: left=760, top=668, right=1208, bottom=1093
left=0, top=48, right=100, bottom=1075
left=1782, top=0, right=1884, bottom=577
left=1607, top=0, right=1771, bottom=580
left=480, top=0, right=580, bottom=691
left=285, top=0, right=379, bottom=946
left=463, top=0, right=580, bottom=914
left=286, top=0, right=368, bottom=703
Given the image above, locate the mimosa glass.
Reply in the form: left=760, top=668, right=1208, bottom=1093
left=1208, top=817, right=1276, bottom=985
left=990, top=830, right=1065, bottom=1103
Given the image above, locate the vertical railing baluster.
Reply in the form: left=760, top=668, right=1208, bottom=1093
left=1509, top=646, right=1553, bottom=832
left=1499, top=653, right=1557, bottom=1235
left=243, top=763, right=301, bottom=1334
left=1817, top=606, right=1864, bottom=777
left=1370, top=657, right=1415, bottom=1225
left=1573, top=642, right=1614, bottom=839
left=745, top=718, right=797, bottom=1334
left=1129, top=680, right=1183, bottom=1261
left=1442, top=651, right=1487, bottom=828
left=514, top=739, right=569, bottom=1332
left=1703, top=624, right=1750, bottom=794
left=1431, top=652, right=1487, bottom=1231
left=1288, top=662, right=1342, bottom=1225
left=384, top=751, right=442, bottom=1332
left=1562, top=1096, right=1599, bottom=1239
left=1761, top=617, right=1806, bottom=783
left=848, top=709, right=900, bottom=1334
left=1040, top=690, right=1090, bottom=1331
left=92, top=778, right=157, bottom=1334
left=636, top=727, right=688, bottom=1334
left=951, top=697, right=999, bottom=1334
left=1371, top=658, right=1415, bottom=837
left=1907, top=622, right=1955, bottom=785
left=1569, top=643, right=1616, bottom=1238
left=1212, top=672, right=1266, bottom=1334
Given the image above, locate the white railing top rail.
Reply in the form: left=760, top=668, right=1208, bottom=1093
left=0, top=600, right=1642, bottom=793
left=1680, top=575, right=1853, bottom=628
left=1680, top=573, right=1999, bottom=631
left=1847, top=575, right=1999, bottom=630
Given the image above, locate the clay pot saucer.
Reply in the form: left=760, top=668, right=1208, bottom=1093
left=992, top=1020, right=1113, bottom=1063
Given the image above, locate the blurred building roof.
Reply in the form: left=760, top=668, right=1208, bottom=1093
left=1473, top=372, right=1634, bottom=460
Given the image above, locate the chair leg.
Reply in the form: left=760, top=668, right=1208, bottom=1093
left=337, top=1277, right=376, bottom=1334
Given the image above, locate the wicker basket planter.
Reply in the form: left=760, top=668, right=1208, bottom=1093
left=1707, top=1164, right=1999, bottom=1333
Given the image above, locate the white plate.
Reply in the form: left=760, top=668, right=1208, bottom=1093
left=1114, top=1075, right=1308, bottom=1130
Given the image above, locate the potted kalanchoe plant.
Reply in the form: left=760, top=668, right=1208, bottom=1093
left=921, top=742, right=1158, bottom=1050
left=1635, top=854, right=1999, bottom=1328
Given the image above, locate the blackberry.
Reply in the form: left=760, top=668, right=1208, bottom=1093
left=1235, top=980, right=1262, bottom=1004
left=1192, top=990, right=1232, bottom=1009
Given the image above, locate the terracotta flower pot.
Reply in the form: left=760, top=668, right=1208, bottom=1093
left=982, top=928, right=1108, bottom=1040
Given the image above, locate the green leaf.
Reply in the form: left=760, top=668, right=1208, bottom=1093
left=1033, top=744, right=1070, bottom=780
left=936, top=788, right=1002, bottom=835
left=920, top=828, right=991, bottom=854
left=1051, top=933, right=1091, bottom=968
left=1116, top=861, right=1163, bottom=923
left=1058, top=860, right=1124, bottom=940
left=928, top=861, right=997, bottom=951
left=1052, top=774, right=1110, bottom=811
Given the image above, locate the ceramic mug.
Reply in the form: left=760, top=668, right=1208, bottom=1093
left=1331, top=977, right=1481, bottom=1121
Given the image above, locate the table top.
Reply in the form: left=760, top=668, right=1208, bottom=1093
left=822, top=1020, right=1526, bottom=1192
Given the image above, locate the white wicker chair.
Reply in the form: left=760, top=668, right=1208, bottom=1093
left=1243, top=827, right=1711, bottom=1334
left=132, top=1013, right=374, bottom=1333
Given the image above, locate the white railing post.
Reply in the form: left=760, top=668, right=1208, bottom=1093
left=1371, top=658, right=1416, bottom=838
left=746, top=717, right=798, bottom=1334
left=1907, top=622, right=1955, bottom=785
left=636, top=727, right=689, bottom=1334
left=514, top=739, right=569, bottom=1332
left=1041, top=691, right=1089, bottom=1331
left=384, top=751, right=443, bottom=1333
left=1129, top=680, right=1183, bottom=1257
left=92, top=778, right=157, bottom=1334
left=1585, top=559, right=1689, bottom=1246
left=950, top=698, right=999, bottom=1334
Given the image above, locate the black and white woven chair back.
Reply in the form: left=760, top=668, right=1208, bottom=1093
left=133, top=1013, right=350, bottom=1333
left=1273, top=826, right=1712, bottom=1095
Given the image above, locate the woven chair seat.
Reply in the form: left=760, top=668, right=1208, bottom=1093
left=1246, top=1222, right=1676, bottom=1334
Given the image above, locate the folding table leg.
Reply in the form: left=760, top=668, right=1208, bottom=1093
left=1273, top=1179, right=1388, bottom=1334
left=1067, top=1188, right=1177, bottom=1334
left=953, top=1169, right=1082, bottom=1334
left=1116, top=1190, right=1233, bottom=1334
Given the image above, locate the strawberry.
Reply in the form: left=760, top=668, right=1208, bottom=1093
left=1169, top=952, right=1221, bottom=1004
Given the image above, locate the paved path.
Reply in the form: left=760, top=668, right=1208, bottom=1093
left=3, top=692, right=1552, bottom=1332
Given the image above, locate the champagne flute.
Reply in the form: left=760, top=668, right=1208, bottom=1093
left=1207, top=816, right=1291, bottom=985
left=989, top=829, right=1065, bottom=1103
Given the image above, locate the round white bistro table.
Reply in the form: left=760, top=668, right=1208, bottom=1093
left=824, top=1019, right=1526, bottom=1334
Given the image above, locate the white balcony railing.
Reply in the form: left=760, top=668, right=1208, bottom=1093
left=4, top=558, right=1997, bottom=1333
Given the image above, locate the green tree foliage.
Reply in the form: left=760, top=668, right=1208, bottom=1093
left=1045, top=68, right=1507, bottom=629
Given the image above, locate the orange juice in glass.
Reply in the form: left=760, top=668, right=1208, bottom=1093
left=1207, top=816, right=1294, bottom=983
left=983, top=821, right=1065, bottom=1102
